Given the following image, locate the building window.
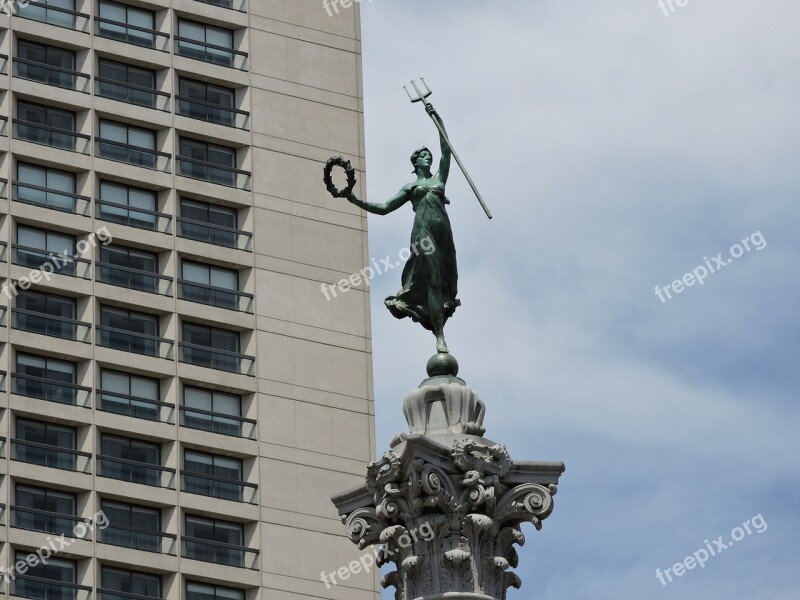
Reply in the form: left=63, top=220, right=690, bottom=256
left=177, top=78, right=237, bottom=127
left=18, top=0, right=79, bottom=30
left=97, top=181, right=159, bottom=230
left=186, top=582, right=244, bottom=600
left=182, top=387, right=242, bottom=437
left=178, top=139, right=238, bottom=188
left=181, top=323, right=248, bottom=374
left=176, top=20, right=236, bottom=67
left=180, top=260, right=240, bottom=311
left=99, top=434, right=162, bottom=487
left=14, top=290, right=81, bottom=341
left=97, top=59, right=161, bottom=109
left=15, top=225, right=76, bottom=276
left=14, top=418, right=77, bottom=471
left=14, top=353, right=78, bottom=405
left=178, top=199, right=244, bottom=249
left=99, top=369, right=160, bottom=421
left=97, top=244, right=160, bottom=293
left=97, top=120, right=160, bottom=170
left=183, top=450, right=244, bottom=502
left=98, top=306, right=160, bottom=357
left=184, top=515, right=244, bottom=566
left=12, top=554, right=78, bottom=600
left=99, top=500, right=163, bottom=553
left=16, top=101, right=79, bottom=152
left=97, top=1, right=157, bottom=48
left=14, top=484, right=77, bottom=537
left=100, top=566, right=161, bottom=600
left=16, top=40, right=79, bottom=90
left=15, top=162, right=79, bottom=213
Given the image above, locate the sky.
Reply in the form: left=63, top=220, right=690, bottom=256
left=349, top=1, right=799, bottom=598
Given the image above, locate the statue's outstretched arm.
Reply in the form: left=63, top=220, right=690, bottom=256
left=347, top=187, right=409, bottom=216
left=428, top=106, right=451, bottom=183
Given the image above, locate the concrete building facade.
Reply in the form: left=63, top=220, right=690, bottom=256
left=0, top=2, right=378, bottom=600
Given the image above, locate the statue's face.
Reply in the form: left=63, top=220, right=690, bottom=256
left=416, top=150, right=432, bottom=169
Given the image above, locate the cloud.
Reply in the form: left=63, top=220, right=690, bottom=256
left=353, top=1, right=800, bottom=598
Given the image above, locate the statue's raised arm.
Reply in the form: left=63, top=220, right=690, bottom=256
left=427, top=105, right=451, bottom=184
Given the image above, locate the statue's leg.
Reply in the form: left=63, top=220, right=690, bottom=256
left=428, top=287, right=448, bottom=353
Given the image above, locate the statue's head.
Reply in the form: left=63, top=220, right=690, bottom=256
left=411, top=146, right=433, bottom=173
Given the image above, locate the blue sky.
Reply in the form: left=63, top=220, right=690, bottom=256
left=351, top=0, right=800, bottom=598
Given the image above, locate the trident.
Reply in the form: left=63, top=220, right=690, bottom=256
left=404, top=78, right=493, bottom=220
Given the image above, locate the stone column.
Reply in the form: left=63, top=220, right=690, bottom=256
left=332, top=365, right=565, bottom=600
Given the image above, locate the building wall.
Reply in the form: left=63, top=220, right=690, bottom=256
left=0, top=1, right=377, bottom=600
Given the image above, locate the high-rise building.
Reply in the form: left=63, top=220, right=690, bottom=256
left=0, top=2, right=378, bottom=600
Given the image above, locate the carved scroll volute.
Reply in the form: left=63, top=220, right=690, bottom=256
left=344, top=507, right=381, bottom=549
left=495, top=483, right=556, bottom=532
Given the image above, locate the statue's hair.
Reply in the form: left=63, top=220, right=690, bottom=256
left=410, top=146, right=432, bottom=173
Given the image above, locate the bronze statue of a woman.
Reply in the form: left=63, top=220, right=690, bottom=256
left=346, top=105, right=459, bottom=355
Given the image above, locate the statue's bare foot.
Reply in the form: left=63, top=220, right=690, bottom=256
left=436, top=336, right=449, bottom=354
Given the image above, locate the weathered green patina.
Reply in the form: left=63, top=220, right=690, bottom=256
left=345, top=105, right=459, bottom=354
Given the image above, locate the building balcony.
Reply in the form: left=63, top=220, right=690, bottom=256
left=178, top=343, right=254, bottom=376
left=96, top=326, right=174, bottom=359
left=180, top=471, right=257, bottom=504
left=176, top=217, right=251, bottom=251
left=11, top=308, right=92, bottom=342
left=97, top=456, right=176, bottom=489
left=178, top=281, right=253, bottom=313
left=176, top=97, right=249, bottom=130
left=95, top=18, right=170, bottom=52
left=13, top=57, right=91, bottom=93
left=13, top=120, right=91, bottom=154
left=12, top=181, right=92, bottom=216
left=96, top=262, right=173, bottom=295
left=11, top=439, right=92, bottom=473
left=96, top=78, right=171, bottom=112
left=11, top=244, right=92, bottom=279
left=96, top=138, right=171, bottom=172
left=96, top=199, right=171, bottom=233
left=182, top=536, right=259, bottom=568
left=18, top=1, right=91, bottom=33
left=98, top=522, right=177, bottom=555
left=98, top=390, right=174, bottom=424
left=193, top=0, right=247, bottom=11
left=12, top=576, right=92, bottom=600
left=177, top=156, right=250, bottom=190
left=10, top=505, right=91, bottom=539
left=11, top=373, right=92, bottom=407
left=174, top=38, right=247, bottom=70
left=180, top=406, right=256, bottom=439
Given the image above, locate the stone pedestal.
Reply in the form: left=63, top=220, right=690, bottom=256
left=332, top=373, right=565, bottom=600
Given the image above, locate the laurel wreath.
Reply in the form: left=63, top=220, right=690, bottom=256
left=323, top=156, right=357, bottom=198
